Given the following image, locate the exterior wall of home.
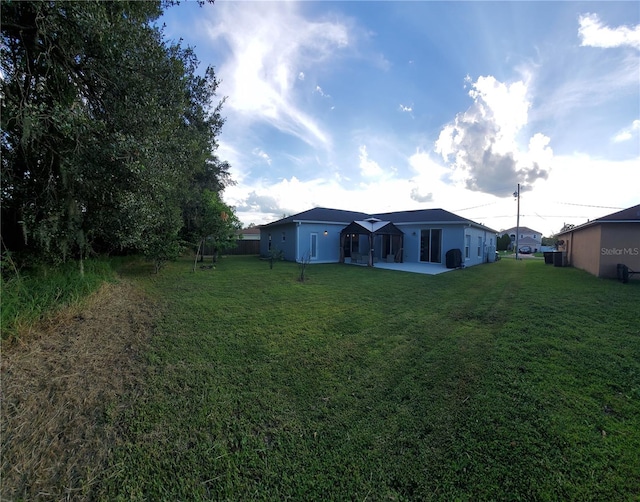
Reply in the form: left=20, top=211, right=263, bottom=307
left=390, top=224, right=496, bottom=266
left=394, top=224, right=458, bottom=264
left=463, top=226, right=496, bottom=266
left=560, top=225, right=601, bottom=277
left=262, top=220, right=498, bottom=267
left=484, top=231, right=497, bottom=263
left=599, top=224, right=640, bottom=279
left=295, top=222, right=345, bottom=263
left=560, top=223, right=640, bottom=279
left=260, top=223, right=298, bottom=260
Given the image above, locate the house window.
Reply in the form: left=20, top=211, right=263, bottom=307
left=268, top=234, right=272, bottom=251
left=282, top=232, right=286, bottom=242
left=477, top=237, right=482, bottom=257
left=310, top=233, right=318, bottom=259
left=419, top=229, right=442, bottom=263
left=465, top=235, right=471, bottom=259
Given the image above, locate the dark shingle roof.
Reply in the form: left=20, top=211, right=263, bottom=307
left=557, top=204, right=640, bottom=235
left=260, top=207, right=372, bottom=228
left=374, top=208, right=468, bottom=224
left=261, top=207, right=498, bottom=233
left=502, top=226, right=542, bottom=235
left=596, top=204, right=640, bottom=222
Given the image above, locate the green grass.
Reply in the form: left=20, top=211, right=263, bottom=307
left=1, top=258, right=116, bottom=340
left=102, top=256, right=640, bottom=501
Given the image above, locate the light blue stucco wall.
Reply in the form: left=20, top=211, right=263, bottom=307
left=461, top=226, right=497, bottom=266
left=393, top=224, right=496, bottom=266
left=261, top=221, right=497, bottom=266
left=260, top=222, right=348, bottom=263
left=395, top=224, right=463, bottom=264
left=260, top=223, right=298, bottom=261
left=295, top=222, right=346, bottom=263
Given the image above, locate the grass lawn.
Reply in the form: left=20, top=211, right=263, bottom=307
left=103, top=256, right=640, bottom=501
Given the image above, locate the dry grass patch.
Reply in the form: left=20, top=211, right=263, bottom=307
left=1, top=280, right=155, bottom=501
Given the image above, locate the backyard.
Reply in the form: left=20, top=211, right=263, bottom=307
left=2, top=256, right=639, bottom=500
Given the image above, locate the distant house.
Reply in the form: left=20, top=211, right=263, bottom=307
left=259, top=207, right=498, bottom=268
left=237, top=227, right=261, bottom=241
left=218, top=227, right=261, bottom=255
left=501, top=226, right=543, bottom=252
left=556, top=204, right=640, bottom=280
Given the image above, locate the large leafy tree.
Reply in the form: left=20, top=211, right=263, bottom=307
left=497, top=233, right=512, bottom=251
left=189, top=189, right=241, bottom=271
left=1, top=0, right=233, bottom=271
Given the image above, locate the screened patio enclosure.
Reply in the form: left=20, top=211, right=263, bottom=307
left=339, top=218, right=404, bottom=267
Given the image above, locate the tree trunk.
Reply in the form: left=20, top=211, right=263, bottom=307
left=193, top=239, right=203, bottom=272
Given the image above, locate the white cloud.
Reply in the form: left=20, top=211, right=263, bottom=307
left=409, top=187, right=433, bottom=203
left=252, top=148, right=272, bottom=165
left=469, top=76, right=529, bottom=145
left=358, top=145, right=384, bottom=178
left=399, top=104, right=413, bottom=113
left=315, top=85, right=331, bottom=98
left=407, top=150, right=452, bottom=204
left=435, top=75, right=551, bottom=197
left=223, top=148, right=640, bottom=237
left=534, top=52, right=639, bottom=122
left=205, top=2, right=350, bottom=149
left=408, top=149, right=447, bottom=184
left=579, top=13, right=640, bottom=50
left=216, top=141, right=248, bottom=184
left=613, top=119, right=640, bottom=143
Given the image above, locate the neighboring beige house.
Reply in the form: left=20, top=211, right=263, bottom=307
left=502, top=226, right=542, bottom=252
left=237, top=227, right=261, bottom=241
left=556, top=204, right=640, bottom=280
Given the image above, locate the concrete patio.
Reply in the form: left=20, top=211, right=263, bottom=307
left=347, top=261, right=453, bottom=275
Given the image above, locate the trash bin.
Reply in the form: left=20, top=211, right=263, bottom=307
left=553, top=251, right=565, bottom=267
left=617, top=264, right=629, bottom=283
left=543, top=252, right=554, bottom=264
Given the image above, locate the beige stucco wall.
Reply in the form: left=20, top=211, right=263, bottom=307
left=563, top=225, right=602, bottom=277
left=559, top=223, right=640, bottom=279
left=599, top=224, right=640, bottom=279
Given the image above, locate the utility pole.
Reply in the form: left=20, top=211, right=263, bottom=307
left=514, top=183, right=520, bottom=260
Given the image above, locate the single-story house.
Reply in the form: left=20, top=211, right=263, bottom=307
left=556, top=204, right=640, bottom=280
left=259, top=207, right=498, bottom=268
left=237, top=227, right=261, bottom=241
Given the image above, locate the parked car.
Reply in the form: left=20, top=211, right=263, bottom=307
left=519, top=246, right=532, bottom=254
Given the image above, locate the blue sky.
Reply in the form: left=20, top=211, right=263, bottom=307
left=160, top=1, right=639, bottom=236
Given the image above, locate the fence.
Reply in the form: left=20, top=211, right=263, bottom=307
left=202, top=239, right=260, bottom=256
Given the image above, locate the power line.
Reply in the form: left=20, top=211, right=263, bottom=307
left=453, top=202, right=496, bottom=212
left=555, top=202, right=623, bottom=210
left=472, top=214, right=593, bottom=219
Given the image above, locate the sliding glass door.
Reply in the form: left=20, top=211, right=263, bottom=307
left=420, top=229, right=442, bottom=263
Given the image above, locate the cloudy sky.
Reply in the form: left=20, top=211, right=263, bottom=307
left=160, top=1, right=639, bottom=236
